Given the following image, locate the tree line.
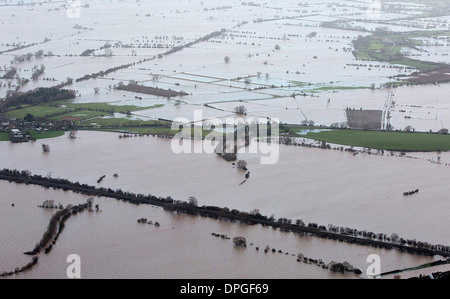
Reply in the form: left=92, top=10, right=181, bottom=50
left=0, top=168, right=449, bottom=258
left=1, top=88, right=76, bottom=109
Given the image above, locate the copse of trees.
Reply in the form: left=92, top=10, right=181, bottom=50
left=234, top=106, right=247, bottom=115
left=2, top=67, right=17, bottom=79
left=80, top=49, right=96, bottom=56
left=31, top=65, right=45, bottom=80
left=0, top=87, right=76, bottom=108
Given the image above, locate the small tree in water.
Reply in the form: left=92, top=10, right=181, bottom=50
left=234, top=106, right=247, bottom=115
left=237, top=160, right=248, bottom=170
left=233, top=237, right=247, bottom=247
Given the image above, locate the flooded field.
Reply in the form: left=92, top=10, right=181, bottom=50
left=0, top=131, right=449, bottom=245
left=0, top=131, right=448, bottom=279
left=0, top=0, right=449, bottom=280
left=0, top=164, right=443, bottom=279
left=1, top=0, right=449, bottom=131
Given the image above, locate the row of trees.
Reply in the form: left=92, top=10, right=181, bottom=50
left=1, top=168, right=449, bottom=257
left=31, top=65, right=45, bottom=80
left=10, top=49, right=45, bottom=64
left=1, top=88, right=76, bottom=109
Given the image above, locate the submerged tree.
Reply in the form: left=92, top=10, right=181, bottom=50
left=233, top=236, right=247, bottom=247
left=42, top=144, right=50, bottom=152
left=237, top=160, right=248, bottom=170
left=234, top=106, right=247, bottom=115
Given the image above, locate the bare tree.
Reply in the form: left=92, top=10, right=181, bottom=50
left=188, top=196, right=198, bottom=207
left=224, top=56, right=230, bottom=63
left=104, top=49, right=113, bottom=57
left=31, top=65, right=45, bottom=80
left=34, top=49, right=44, bottom=58
left=94, top=87, right=100, bottom=94
left=234, top=106, right=247, bottom=115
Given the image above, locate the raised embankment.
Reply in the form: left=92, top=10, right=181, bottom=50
left=1, top=201, right=90, bottom=277
left=1, top=169, right=449, bottom=258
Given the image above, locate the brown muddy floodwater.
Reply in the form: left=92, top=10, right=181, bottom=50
left=0, top=131, right=448, bottom=279
left=0, top=181, right=442, bottom=279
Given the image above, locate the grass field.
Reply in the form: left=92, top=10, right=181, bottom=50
left=353, top=30, right=449, bottom=73
left=6, top=105, right=71, bottom=119
left=52, top=110, right=110, bottom=121
left=84, top=118, right=162, bottom=127
left=94, top=125, right=218, bottom=138
left=6, top=101, right=163, bottom=121
left=63, top=102, right=163, bottom=113
left=310, top=85, right=369, bottom=93
left=30, top=131, right=65, bottom=140
left=99, top=126, right=179, bottom=135
left=288, top=81, right=369, bottom=92
left=0, top=133, right=9, bottom=141
left=300, top=129, right=450, bottom=151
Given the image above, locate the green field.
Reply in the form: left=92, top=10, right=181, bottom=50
left=100, top=126, right=179, bottom=135
left=288, top=81, right=369, bottom=93
left=0, top=133, right=9, bottom=141
left=0, top=131, right=65, bottom=141
left=95, top=125, right=218, bottom=138
left=6, top=105, right=71, bottom=119
left=310, top=85, right=369, bottom=93
left=52, top=110, right=110, bottom=121
left=300, top=129, right=450, bottom=151
left=62, top=102, right=163, bottom=113
left=6, top=101, right=163, bottom=121
left=353, top=30, right=448, bottom=73
left=30, top=131, right=65, bottom=140
left=84, top=118, right=162, bottom=127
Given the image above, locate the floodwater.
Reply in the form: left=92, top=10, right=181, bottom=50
left=0, top=131, right=448, bottom=278
left=1, top=0, right=448, bottom=132
left=0, top=131, right=448, bottom=245
left=0, top=177, right=442, bottom=279
left=1, top=0, right=449, bottom=279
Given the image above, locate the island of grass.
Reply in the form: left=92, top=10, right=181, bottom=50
left=351, top=28, right=450, bottom=85
left=0, top=133, right=9, bottom=141
left=288, top=81, right=370, bottom=93
left=30, top=130, right=65, bottom=140
left=89, top=121, right=220, bottom=138
left=0, top=131, right=65, bottom=142
left=287, top=126, right=450, bottom=152
left=6, top=101, right=163, bottom=122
